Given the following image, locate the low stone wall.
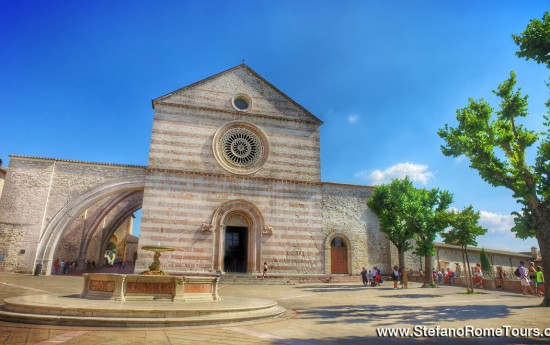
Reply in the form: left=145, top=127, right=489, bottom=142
left=408, top=274, right=529, bottom=294
left=451, top=276, right=527, bottom=293
left=81, top=273, right=220, bottom=302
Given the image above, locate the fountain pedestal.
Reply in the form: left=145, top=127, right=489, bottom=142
left=81, top=273, right=220, bottom=301
left=140, top=245, right=174, bottom=275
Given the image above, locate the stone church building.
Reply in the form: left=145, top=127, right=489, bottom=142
left=4, top=64, right=530, bottom=278
left=0, top=65, right=393, bottom=276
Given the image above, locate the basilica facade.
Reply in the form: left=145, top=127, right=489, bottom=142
left=0, top=65, right=393, bottom=276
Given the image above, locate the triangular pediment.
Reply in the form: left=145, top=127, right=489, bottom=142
left=152, top=64, right=322, bottom=125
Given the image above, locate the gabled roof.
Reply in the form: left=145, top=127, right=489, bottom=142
left=152, top=64, right=323, bottom=125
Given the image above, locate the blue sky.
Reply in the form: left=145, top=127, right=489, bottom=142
left=1, top=1, right=548, bottom=252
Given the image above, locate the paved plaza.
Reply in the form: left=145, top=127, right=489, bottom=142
left=0, top=272, right=549, bottom=345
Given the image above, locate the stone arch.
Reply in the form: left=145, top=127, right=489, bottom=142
left=324, top=232, right=352, bottom=275
left=79, top=191, right=143, bottom=268
left=97, top=202, right=142, bottom=265
left=210, top=199, right=265, bottom=273
left=35, top=176, right=146, bottom=275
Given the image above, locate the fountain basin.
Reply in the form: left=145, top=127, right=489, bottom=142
left=81, top=273, right=220, bottom=302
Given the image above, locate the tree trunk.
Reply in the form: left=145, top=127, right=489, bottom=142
left=398, top=247, right=405, bottom=271
left=462, top=246, right=473, bottom=292
left=532, top=208, right=550, bottom=307
left=423, top=256, right=434, bottom=287
left=465, top=246, right=473, bottom=291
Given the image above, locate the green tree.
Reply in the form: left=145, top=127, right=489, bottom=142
left=439, top=73, right=550, bottom=304
left=439, top=11, right=550, bottom=307
left=407, top=188, right=453, bottom=287
left=367, top=177, right=417, bottom=269
left=441, top=205, right=487, bottom=293
left=479, top=248, right=492, bottom=275
left=513, top=12, right=550, bottom=68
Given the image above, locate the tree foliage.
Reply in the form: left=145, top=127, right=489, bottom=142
left=438, top=72, right=542, bottom=239
left=405, top=186, right=453, bottom=287
left=513, top=12, right=550, bottom=68
left=439, top=10, right=550, bottom=306
left=479, top=248, right=492, bottom=273
left=441, top=206, right=487, bottom=248
left=367, top=178, right=452, bottom=286
left=367, top=177, right=417, bottom=269
left=408, top=188, right=453, bottom=257
left=441, top=205, right=487, bottom=292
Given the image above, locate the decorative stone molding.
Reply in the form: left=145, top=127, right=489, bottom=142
left=201, top=223, right=213, bottom=233
left=262, top=226, right=273, bottom=235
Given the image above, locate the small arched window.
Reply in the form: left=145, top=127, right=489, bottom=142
left=331, top=236, right=345, bottom=247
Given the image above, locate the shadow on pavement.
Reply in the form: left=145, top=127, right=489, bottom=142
left=285, top=335, right=550, bottom=344
left=296, top=303, right=511, bottom=327
left=382, top=293, right=445, bottom=299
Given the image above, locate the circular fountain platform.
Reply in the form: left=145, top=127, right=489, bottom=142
left=0, top=294, right=285, bottom=327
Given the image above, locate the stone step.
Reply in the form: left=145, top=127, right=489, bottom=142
left=219, top=274, right=363, bottom=285
left=0, top=294, right=286, bottom=327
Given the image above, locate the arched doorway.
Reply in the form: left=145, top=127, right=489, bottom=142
left=223, top=213, right=249, bottom=273
left=224, top=226, right=248, bottom=272
left=211, top=200, right=265, bottom=273
left=330, top=236, right=348, bottom=274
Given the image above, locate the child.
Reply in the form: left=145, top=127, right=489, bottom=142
left=536, top=266, right=545, bottom=297
left=367, top=270, right=373, bottom=286
left=401, top=267, right=408, bottom=289
left=495, top=267, right=504, bottom=289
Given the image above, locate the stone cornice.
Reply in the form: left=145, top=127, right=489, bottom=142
left=146, top=167, right=323, bottom=186
left=322, top=181, right=375, bottom=190
left=9, top=155, right=147, bottom=170
left=153, top=101, right=322, bottom=125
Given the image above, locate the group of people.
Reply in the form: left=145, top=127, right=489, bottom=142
left=53, top=259, right=78, bottom=274
left=517, top=261, right=544, bottom=297
left=360, top=266, right=408, bottom=289
left=432, top=266, right=458, bottom=286
left=360, top=267, right=381, bottom=287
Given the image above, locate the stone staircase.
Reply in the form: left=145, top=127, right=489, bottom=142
left=219, top=273, right=361, bottom=285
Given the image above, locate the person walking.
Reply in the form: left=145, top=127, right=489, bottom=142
left=495, top=267, right=504, bottom=289
left=367, top=270, right=373, bottom=286
left=518, top=261, right=535, bottom=296
left=400, top=267, right=408, bottom=289
left=360, top=267, right=368, bottom=286
left=262, top=261, right=268, bottom=278
left=393, top=265, right=399, bottom=289
left=536, top=266, right=545, bottom=297
left=529, top=262, right=537, bottom=292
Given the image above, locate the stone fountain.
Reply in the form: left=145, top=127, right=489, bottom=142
left=0, top=244, right=285, bottom=327
left=140, top=244, right=175, bottom=275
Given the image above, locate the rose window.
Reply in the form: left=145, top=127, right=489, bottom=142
left=221, top=128, right=262, bottom=166
left=213, top=121, right=268, bottom=175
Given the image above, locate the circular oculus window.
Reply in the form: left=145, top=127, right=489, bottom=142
left=213, top=122, right=268, bottom=175
left=231, top=94, right=252, bottom=112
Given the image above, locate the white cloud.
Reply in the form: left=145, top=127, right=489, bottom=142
left=478, top=210, right=515, bottom=234
left=348, top=115, right=359, bottom=124
left=356, top=162, right=435, bottom=185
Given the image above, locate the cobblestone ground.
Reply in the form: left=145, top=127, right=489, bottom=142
left=0, top=273, right=549, bottom=344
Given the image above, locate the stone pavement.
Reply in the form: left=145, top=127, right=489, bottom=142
left=0, top=272, right=549, bottom=345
